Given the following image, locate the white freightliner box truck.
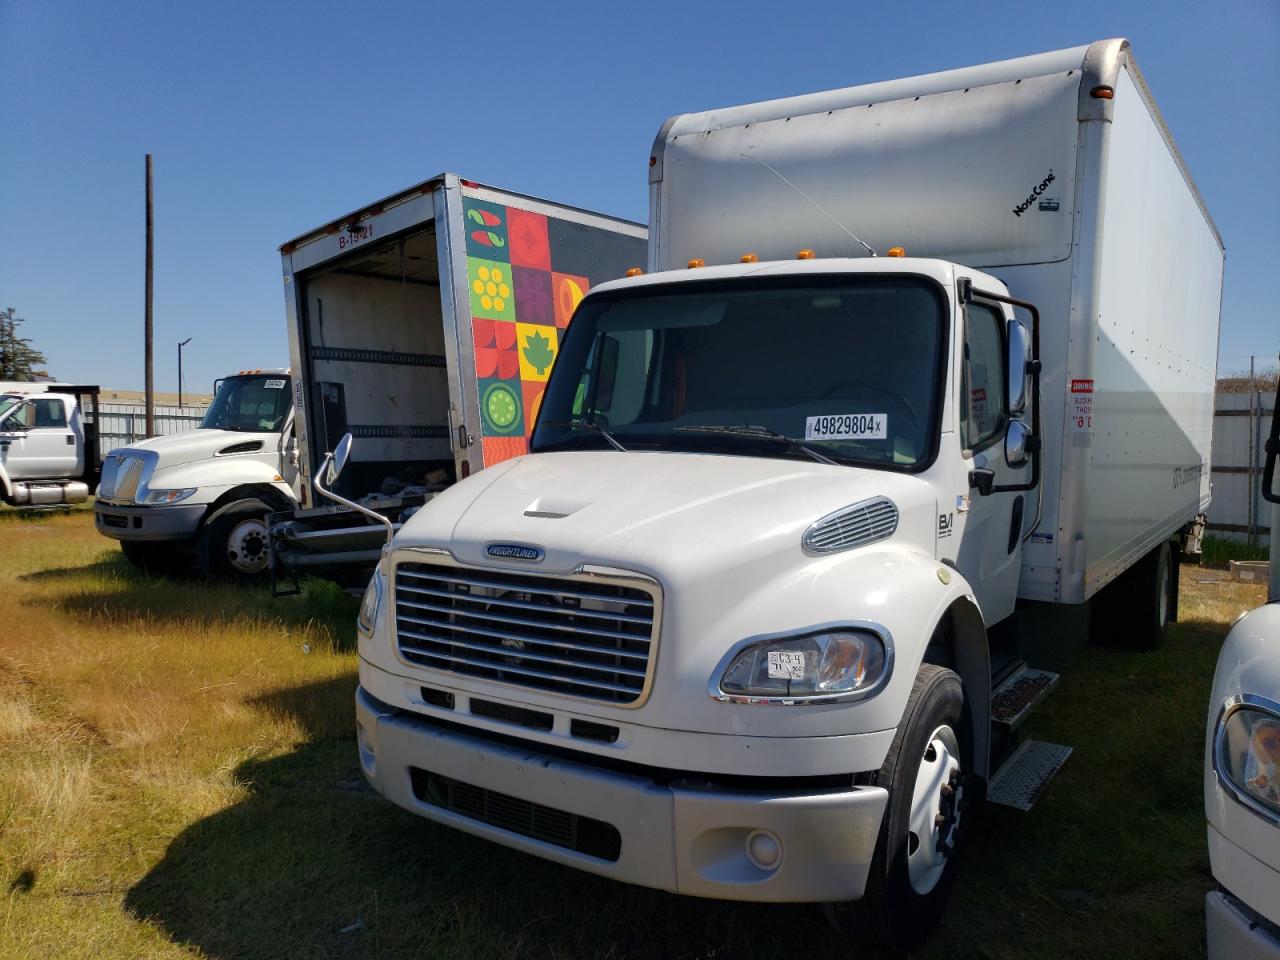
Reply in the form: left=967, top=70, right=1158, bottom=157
left=347, top=40, right=1223, bottom=951
left=94, top=369, right=300, bottom=577
left=0, top=383, right=101, bottom=507
left=266, top=174, right=646, bottom=589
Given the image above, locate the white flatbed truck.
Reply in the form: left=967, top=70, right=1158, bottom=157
left=0, top=383, right=101, bottom=507
left=346, top=39, right=1223, bottom=951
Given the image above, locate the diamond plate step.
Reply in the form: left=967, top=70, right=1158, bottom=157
left=991, top=666, right=1059, bottom=730
left=987, top=739, right=1072, bottom=811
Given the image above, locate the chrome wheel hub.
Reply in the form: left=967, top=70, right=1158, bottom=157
left=906, top=723, right=962, bottom=895
left=227, top=517, right=269, bottom=574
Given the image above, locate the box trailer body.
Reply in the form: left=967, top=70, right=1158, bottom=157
left=271, top=174, right=646, bottom=578
left=0, top=384, right=100, bottom=507
left=649, top=37, right=1222, bottom=604
left=352, top=41, right=1224, bottom=952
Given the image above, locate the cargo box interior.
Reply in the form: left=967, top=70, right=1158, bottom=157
left=299, top=224, right=456, bottom=504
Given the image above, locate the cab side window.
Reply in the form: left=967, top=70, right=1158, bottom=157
left=32, top=398, right=67, bottom=429
left=960, top=303, right=1007, bottom=453
left=7, top=402, right=34, bottom=430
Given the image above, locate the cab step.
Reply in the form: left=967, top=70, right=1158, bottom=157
left=986, top=739, right=1072, bottom=811
left=991, top=666, right=1059, bottom=730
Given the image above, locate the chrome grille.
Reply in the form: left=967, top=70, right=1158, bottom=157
left=394, top=561, right=658, bottom=705
left=99, top=455, right=145, bottom=502
left=802, top=496, right=899, bottom=554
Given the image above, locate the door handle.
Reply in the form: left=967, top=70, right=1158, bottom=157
left=66, top=435, right=76, bottom=445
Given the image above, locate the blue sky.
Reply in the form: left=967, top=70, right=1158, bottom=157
left=1, top=0, right=1276, bottom=391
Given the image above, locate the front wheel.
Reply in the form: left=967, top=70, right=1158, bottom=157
left=841, top=664, right=969, bottom=953
left=195, top=498, right=272, bottom=581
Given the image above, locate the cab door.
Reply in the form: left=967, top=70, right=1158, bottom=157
left=952, top=299, right=1026, bottom=625
left=1, top=397, right=78, bottom=479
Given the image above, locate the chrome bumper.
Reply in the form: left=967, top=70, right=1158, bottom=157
left=356, top=685, right=889, bottom=903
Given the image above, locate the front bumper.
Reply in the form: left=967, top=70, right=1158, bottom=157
left=356, top=685, right=889, bottom=903
left=94, top=501, right=206, bottom=541
left=1207, top=891, right=1280, bottom=960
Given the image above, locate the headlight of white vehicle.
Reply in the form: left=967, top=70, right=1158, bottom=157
left=357, top=569, right=384, bottom=636
left=1216, top=696, right=1280, bottom=819
left=712, top=625, right=892, bottom=703
left=142, top=487, right=197, bottom=504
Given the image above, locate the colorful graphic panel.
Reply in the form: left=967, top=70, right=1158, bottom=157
left=468, top=259, right=514, bottom=321
left=464, top=200, right=510, bottom=261
left=460, top=194, right=645, bottom=467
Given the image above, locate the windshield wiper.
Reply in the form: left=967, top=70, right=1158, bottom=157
left=539, top=419, right=627, bottom=452
left=674, top=424, right=839, bottom=466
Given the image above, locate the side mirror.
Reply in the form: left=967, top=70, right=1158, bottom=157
left=325, top=433, right=353, bottom=485
left=1007, top=320, right=1031, bottom=416
left=1006, top=419, right=1031, bottom=469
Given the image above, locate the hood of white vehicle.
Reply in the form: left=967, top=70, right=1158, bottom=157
left=400, top=450, right=938, bottom=578
left=110, top=428, right=277, bottom=471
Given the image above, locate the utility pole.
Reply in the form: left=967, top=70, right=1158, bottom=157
left=145, top=154, right=155, bottom=437
left=178, top=337, right=191, bottom=407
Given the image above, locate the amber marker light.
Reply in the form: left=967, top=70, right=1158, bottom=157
left=740, top=253, right=759, bottom=263
left=1090, top=85, right=1114, bottom=99
left=688, top=258, right=706, bottom=268
left=796, top=249, right=816, bottom=260
left=625, top=267, right=644, bottom=277
left=887, top=246, right=906, bottom=257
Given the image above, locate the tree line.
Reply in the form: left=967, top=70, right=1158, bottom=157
left=0, top=307, right=48, bottom=380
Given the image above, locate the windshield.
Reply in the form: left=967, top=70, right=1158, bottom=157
left=532, top=277, right=946, bottom=469
left=201, top=375, right=292, bottom=433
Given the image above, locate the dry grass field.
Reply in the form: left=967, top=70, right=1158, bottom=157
left=0, top=507, right=1268, bottom=960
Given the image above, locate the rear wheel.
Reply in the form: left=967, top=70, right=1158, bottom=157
left=120, top=540, right=185, bottom=574
left=832, top=664, right=968, bottom=953
left=196, top=498, right=272, bottom=581
left=1092, top=540, right=1175, bottom=650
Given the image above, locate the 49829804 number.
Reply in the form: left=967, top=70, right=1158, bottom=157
left=804, top=413, right=887, bottom=441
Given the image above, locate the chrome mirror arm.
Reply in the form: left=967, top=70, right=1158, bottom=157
left=313, top=452, right=395, bottom=545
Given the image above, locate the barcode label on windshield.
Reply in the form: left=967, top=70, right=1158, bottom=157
left=264, top=379, right=286, bottom=389
left=805, top=414, right=886, bottom=440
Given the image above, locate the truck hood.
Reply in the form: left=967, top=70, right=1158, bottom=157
left=109, top=429, right=278, bottom=472
left=400, top=450, right=938, bottom=578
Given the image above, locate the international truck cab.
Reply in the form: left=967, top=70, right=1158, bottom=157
left=94, top=369, right=299, bottom=578
left=351, top=39, right=1223, bottom=952
left=0, top=384, right=101, bottom=507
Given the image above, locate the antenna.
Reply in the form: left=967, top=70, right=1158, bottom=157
left=739, top=153, right=877, bottom=258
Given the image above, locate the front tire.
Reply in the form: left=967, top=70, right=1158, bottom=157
left=195, top=498, right=272, bottom=582
left=846, top=664, right=969, bottom=953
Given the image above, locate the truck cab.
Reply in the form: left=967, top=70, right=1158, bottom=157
left=94, top=369, right=299, bottom=578
left=0, top=385, right=101, bottom=507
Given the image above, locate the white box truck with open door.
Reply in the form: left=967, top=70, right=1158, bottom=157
left=348, top=41, right=1223, bottom=952
left=269, top=174, right=646, bottom=589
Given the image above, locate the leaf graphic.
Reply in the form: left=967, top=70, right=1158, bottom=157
left=522, top=330, right=555, bottom=375
left=486, top=231, right=505, bottom=248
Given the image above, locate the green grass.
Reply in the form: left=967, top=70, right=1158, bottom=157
left=1201, top=534, right=1270, bottom=568
left=0, top=509, right=1268, bottom=959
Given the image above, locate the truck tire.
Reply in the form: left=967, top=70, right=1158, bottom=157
left=196, top=498, right=272, bottom=582
left=840, top=664, right=968, bottom=953
left=120, top=540, right=184, bottom=574
left=1092, top=540, right=1174, bottom=650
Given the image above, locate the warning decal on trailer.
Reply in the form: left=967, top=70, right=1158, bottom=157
left=1069, top=379, right=1093, bottom=436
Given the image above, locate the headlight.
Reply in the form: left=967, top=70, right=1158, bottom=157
left=1216, top=698, right=1280, bottom=819
left=142, top=487, right=197, bottom=504
left=713, top=626, right=891, bottom=703
left=357, top=569, right=384, bottom=636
